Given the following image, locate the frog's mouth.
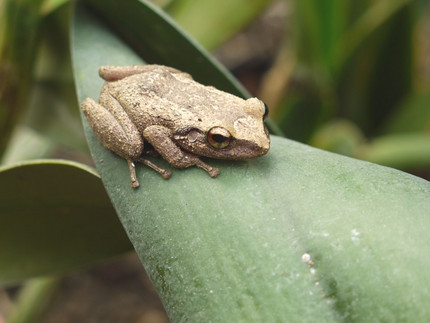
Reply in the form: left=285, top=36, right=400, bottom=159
left=224, top=139, right=270, bottom=159
left=201, top=137, right=270, bottom=160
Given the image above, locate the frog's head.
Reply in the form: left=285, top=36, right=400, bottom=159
left=175, top=98, right=270, bottom=159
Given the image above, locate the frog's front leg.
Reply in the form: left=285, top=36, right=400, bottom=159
left=143, top=125, right=220, bottom=178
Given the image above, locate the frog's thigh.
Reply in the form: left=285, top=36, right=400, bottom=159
left=81, top=97, right=143, bottom=159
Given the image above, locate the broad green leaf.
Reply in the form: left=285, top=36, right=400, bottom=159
left=73, top=2, right=430, bottom=321
left=166, top=0, right=274, bottom=50
left=0, top=160, right=132, bottom=285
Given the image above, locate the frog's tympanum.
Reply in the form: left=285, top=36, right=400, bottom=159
left=81, top=65, right=270, bottom=188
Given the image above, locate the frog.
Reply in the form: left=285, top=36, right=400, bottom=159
left=81, top=65, right=270, bottom=188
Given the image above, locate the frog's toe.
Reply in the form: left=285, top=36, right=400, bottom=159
left=161, top=169, right=172, bottom=179
left=208, top=167, right=220, bottom=178
left=131, top=179, right=140, bottom=188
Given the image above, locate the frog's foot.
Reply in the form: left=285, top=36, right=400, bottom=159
left=195, top=160, right=220, bottom=178
left=127, top=160, right=140, bottom=188
left=209, top=167, right=220, bottom=178
left=137, top=157, right=172, bottom=179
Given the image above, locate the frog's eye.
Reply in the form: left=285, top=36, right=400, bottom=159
left=207, top=127, right=231, bottom=149
left=262, top=101, right=269, bottom=120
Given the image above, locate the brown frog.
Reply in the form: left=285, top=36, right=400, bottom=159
left=81, top=65, right=270, bottom=188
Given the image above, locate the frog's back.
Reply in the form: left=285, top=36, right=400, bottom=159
left=107, top=66, right=246, bottom=131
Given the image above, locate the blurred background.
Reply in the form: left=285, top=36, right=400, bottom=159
left=213, top=0, right=430, bottom=181
left=1, top=0, right=429, bottom=179
left=1, top=0, right=429, bottom=321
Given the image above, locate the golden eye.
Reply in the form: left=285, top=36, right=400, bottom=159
left=207, top=127, right=231, bottom=149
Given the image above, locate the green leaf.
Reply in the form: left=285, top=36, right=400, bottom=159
left=72, top=2, right=430, bottom=321
left=0, top=160, right=132, bottom=285
left=166, top=0, right=274, bottom=50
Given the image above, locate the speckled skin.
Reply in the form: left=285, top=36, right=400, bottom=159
left=81, top=65, right=270, bottom=188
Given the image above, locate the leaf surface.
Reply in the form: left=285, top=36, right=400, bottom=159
left=0, top=160, right=131, bottom=285
left=72, top=2, right=430, bottom=321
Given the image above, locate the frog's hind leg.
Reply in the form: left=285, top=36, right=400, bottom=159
left=81, top=96, right=144, bottom=188
left=99, top=65, right=190, bottom=82
left=127, top=160, right=139, bottom=188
